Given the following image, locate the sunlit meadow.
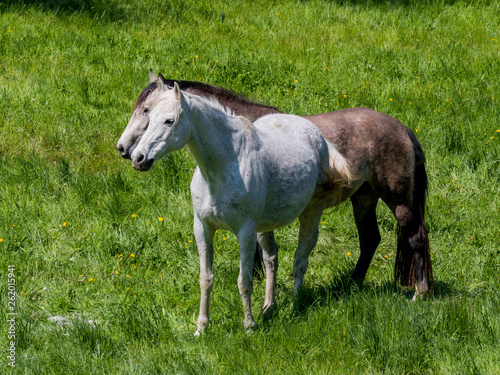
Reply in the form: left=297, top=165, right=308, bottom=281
left=0, top=0, right=499, bottom=374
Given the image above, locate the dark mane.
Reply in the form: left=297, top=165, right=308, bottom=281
left=133, top=81, right=157, bottom=110
left=134, top=77, right=282, bottom=117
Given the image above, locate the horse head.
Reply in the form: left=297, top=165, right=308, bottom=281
left=131, top=80, right=190, bottom=171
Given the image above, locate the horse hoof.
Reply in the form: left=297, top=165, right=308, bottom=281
left=244, top=320, right=258, bottom=332
left=262, top=304, right=276, bottom=321
left=412, top=289, right=431, bottom=301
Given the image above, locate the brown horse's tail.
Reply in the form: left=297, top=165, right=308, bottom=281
left=394, top=130, right=434, bottom=291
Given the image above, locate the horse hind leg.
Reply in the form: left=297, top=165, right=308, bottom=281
left=293, top=205, right=323, bottom=298
left=350, top=183, right=381, bottom=285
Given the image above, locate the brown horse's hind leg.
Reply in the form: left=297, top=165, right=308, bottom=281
left=350, top=183, right=381, bottom=285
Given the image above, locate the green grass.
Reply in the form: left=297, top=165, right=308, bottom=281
left=1, top=0, right=499, bottom=373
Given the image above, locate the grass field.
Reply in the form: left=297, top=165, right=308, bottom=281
left=1, top=0, right=499, bottom=373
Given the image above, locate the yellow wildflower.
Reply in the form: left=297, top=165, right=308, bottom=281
left=158, top=217, right=164, bottom=222
left=88, top=278, right=94, bottom=282
left=346, top=252, right=351, bottom=256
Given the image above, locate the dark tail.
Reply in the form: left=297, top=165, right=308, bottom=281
left=394, top=130, right=434, bottom=291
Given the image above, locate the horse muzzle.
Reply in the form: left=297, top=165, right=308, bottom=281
left=132, top=153, right=154, bottom=171
left=116, top=138, right=140, bottom=160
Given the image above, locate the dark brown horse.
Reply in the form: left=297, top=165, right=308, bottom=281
left=116, top=71, right=433, bottom=298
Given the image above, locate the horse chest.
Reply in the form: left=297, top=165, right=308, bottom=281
left=191, top=168, right=255, bottom=230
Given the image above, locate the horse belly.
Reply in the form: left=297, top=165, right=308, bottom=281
left=256, top=166, right=319, bottom=231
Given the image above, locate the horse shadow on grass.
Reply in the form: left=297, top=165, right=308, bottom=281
left=8, top=0, right=127, bottom=22
left=262, top=267, right=459, bottom=321
left=307, top=0, right=464, bottom=7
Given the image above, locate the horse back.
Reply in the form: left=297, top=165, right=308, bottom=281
left=304, top=108, right=416, bottom=201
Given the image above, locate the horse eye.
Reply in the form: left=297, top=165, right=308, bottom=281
left=164, top=118, right=174, bottom=126
left=142, top=108, right=150, bottom=116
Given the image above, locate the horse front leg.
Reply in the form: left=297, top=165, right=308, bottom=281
left=193, top=215, right=215, bottom=336
left=237, top=222, right=258, bottom=330
left=257, top=231, right=279, bottom=318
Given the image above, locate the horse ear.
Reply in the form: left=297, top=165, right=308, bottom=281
left=149, top=69, right=157, bottom=83
left=156, top=76, right=165, bottom=92
left=174, top=82, right=182, bottom=101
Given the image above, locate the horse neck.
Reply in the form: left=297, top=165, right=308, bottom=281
left=184, top=87, right=282, bottom=122
left=185, top=96, right=256, bottom=179
left=216, top=97, right=282, bottom=122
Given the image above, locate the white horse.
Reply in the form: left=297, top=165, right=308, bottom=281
left=131, top=79, right=351, bottom=334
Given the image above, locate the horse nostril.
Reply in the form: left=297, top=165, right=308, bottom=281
left=117, top=143, right=127, bottom=157
left=136, top=154, right=145, bottom=163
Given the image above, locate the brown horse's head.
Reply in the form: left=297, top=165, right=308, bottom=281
left=116, top=70, right=163, bottom=159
